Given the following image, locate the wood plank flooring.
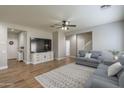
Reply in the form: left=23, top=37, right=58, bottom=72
left=0, top=58, right=75, bottom=88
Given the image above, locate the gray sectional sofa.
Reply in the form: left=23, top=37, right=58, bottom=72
left=85, top=55, right=124, bottom=88
left=76, top=50, right=124, bottom=88
left=76, top=50, right=103, bottom=68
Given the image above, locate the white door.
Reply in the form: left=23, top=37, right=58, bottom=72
left=7, top=33, right=18, bottom=59
left=66, top=40, right=70, bottom=56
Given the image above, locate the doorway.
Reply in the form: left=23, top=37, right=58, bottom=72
left=77, top=32, right=92, bottom=52
left=7, top=28, right=27, bottom=65
left=7, top=31, right=18, bottom=60
left=66, top=40, right=70, bottom=56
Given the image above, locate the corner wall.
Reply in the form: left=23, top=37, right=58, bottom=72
left=0, top=23, right=8, bottom=69
left=53, top=31, right=66, bottom=60
left=66, top=21, right=124, bottom=58
left=92, top=21, right=124, bottom=51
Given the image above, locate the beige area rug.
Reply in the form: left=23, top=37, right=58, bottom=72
left=35, top=63, right=95, bottom=88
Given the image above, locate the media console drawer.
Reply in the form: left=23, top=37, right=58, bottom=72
left=31, top=51, right=54, bottom=64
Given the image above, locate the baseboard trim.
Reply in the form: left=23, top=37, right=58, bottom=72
left=8, top=58, right=17, bottom=60
left=0, top=66, right=8, bottom=70
left=69, top=56, right=76, bottom=58
left=25, top=61, right=31, bottom=64
left=56, top=57, right=66, bottom=60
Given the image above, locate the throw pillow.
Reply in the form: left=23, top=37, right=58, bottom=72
left=79, top=51, right=86, bottom=57
left=108, top=62, right=123, bottom=77
left=90, top=51, right=101, bottom=59
left=91, top=53, right=99, bottom=59
left=85, top=53, right=92, bottom=58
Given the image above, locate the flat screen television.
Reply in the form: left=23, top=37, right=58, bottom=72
left=30, top=38, right=51, bottom=53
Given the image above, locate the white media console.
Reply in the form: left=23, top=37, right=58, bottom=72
left=31, top=51, right=54, bottom=64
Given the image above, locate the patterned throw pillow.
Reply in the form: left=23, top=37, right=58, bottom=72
left=85, top=53, right=92, bottom=58
left=108, top=62, right=123, bottom=77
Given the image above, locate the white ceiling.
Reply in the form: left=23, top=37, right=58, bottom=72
left=0, top=5, right=123, bottom=33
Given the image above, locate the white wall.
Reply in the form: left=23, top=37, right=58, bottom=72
left=7, top=32, right=18, bottom=59
left=53, top=32, right=58, bottom=59
left=53, top=31, right=66, bottom=60
left=0, top=23, right=8, bottom=69
left=18, top=32, right=25, bottom=47
left=58, top=31, right=66, bottom=59
left=92, top=21, right=124, bottom=51
left=18, top=31, right=27, bottom=63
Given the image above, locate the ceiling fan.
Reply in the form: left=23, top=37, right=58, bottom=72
left=50, top=20, right=76, bottom=30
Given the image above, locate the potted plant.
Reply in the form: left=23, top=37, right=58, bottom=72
left=109, top=50, right=120, bottom=60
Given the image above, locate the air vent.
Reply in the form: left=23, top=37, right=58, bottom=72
left=100, top=5, right=111, bottom=9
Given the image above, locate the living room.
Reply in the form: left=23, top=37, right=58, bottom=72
left=0, top=5, right=124, bottom=89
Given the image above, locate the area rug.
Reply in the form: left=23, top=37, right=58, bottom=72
left=35, top=63, right=95, bottom=88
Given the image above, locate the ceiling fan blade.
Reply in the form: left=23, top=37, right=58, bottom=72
left=50, top=25, right=62, bottom=28
left=67, top=25, right=76, bottom=27
left=56, top=26, right=62, bottom=29
left=54, top=24, right=62, bottom=26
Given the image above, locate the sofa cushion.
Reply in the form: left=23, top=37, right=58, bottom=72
left=95, top=71, right=118, bottom=82
left=119, top=71, right=124, bottom=87
left=108, top=62, right=123, bottom=77
left=90, top=77, right=118, bottom=88
left=84, top=74, right=118, bottom=88
left=85, top=63, right=120, bottom=87
left=85, top=53, right=92, bottom=58
left=90, top=51, right=102, bottom=59
left=76, top=57, right=88, bottom=61
left=87, top=58, right=101, bottom=63
left=79, top=50, right=87, bottom=57
left=76, top=57, right=99, bottom=68
left=93, top=75, right=118, bottom=85
left=94, top=67, right=117, bottom=81
left=76, top=57, right=100, bottom=63
left=97, top=64, right=108, bottom=70
left=94, top=68, right=108, bottom=77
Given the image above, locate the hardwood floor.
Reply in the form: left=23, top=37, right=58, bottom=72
left=0, top=57, right=75, bottom=88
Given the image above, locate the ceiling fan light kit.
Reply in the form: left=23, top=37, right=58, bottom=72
left=62, top=27, right=68, bottom=30
left=51, top=20, right=76, bottom=31
left=100, top=5, right=111, bottom=9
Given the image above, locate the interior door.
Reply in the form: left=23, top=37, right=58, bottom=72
left=7, top=33, right=18, bottom=59
left=66, top=40, right=70, bottom=56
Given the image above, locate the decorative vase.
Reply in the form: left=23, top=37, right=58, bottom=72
left=109, top=50, right=120, bottom=60
left=113, top=55, right=118, bottom=60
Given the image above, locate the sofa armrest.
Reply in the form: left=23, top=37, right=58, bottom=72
left=90, top=78, right=119, bottom=88
left=103, top=61, right=115, bottom=66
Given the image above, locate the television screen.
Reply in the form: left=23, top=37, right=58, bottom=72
left=30, top=38, right=51, bottom=53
